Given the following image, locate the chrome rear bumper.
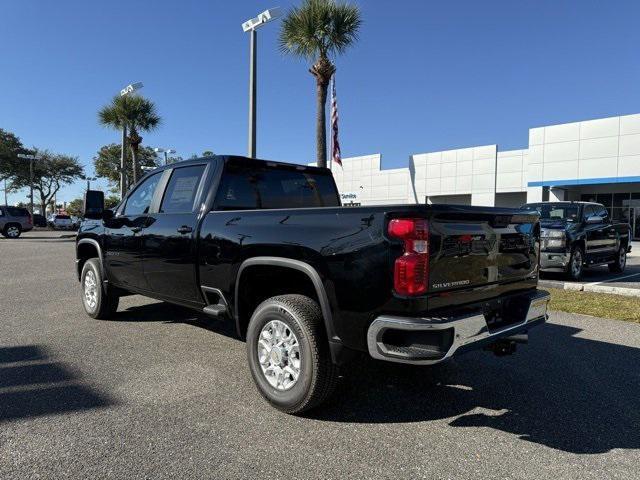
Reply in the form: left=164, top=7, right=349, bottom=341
left=367, top=290, right=550, bottom=365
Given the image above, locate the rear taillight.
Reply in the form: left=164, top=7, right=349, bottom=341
left=388, top=218, right=429, bottom=295
left=27, top=213, right=33, bottom=225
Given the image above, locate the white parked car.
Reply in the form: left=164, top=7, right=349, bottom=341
left=49, top=214, right=74, bottom=230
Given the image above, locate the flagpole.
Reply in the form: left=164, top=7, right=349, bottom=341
left=329, top=74, right=334, bottom=172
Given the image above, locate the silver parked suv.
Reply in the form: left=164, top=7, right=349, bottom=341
left=0, top=206, right=33, bottom=238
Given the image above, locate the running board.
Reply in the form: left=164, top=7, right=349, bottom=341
left=200, top=286, right=229, bottom=318
left=203, top=304, right=227, bottom=317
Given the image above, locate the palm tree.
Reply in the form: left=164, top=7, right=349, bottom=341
left=98, top=95, right=161, bottom=185
left=279, top=0, right=361, bottom=168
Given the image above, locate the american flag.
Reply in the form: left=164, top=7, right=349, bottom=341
left=330, top=75, right=342, bottom=167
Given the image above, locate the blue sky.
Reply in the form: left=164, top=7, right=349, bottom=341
left=2, top=0, right=640, bottom=204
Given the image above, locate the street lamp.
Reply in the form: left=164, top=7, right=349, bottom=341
left=17, top=153, right=42, bottom=215
left=154, top=147, right=177, bottom=165
left=242, top=7, right=281, bottom=158
left=118, top=82, right=144, bottom=199
left=84, top=176, right=97, bottom=191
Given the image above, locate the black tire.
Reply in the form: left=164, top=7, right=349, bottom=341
left=566, top=245, right=584, bottom=281
left=246, top=294, right=339, bottom=415
left=2, top=223, right=22, bottom=238
left=80, top=258, right=119, bottom=319
left=609, top=245, right=627, bottom=273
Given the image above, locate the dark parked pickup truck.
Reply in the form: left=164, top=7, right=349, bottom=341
left=77, top=156, right=549, bottom=413
left=521, top=201, right=631, bottom=280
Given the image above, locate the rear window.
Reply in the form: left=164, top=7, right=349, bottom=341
left=214, top=161, right=340, bottom=210
left=7, top=207, right=29, bottom=217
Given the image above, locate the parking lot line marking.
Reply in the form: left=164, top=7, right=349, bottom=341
left=585, top=272, right=640, bottom=287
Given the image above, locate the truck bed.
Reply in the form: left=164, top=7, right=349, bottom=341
left=198, top=203, right=540, bottom=353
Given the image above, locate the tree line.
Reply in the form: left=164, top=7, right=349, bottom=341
left=1, top=0, right=361, bottom=215
left=0, top=129, right=84, bottom=214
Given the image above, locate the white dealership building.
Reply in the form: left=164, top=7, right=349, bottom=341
left=328, top=112, right=640, bottom=241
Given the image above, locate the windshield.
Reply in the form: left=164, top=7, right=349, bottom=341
left=522, top=204, right=580, bottom=222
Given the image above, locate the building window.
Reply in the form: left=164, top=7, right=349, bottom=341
left=596, top=193, right=612, bottom=208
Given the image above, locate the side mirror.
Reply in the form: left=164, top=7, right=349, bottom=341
left=83, top=190, right=104, bottom=219
left=586, top=215, right=603, bottom=224
left=103, top=209, right=114, bottom=220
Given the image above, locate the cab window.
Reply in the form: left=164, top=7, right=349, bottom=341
left=595, top=205, right=609, bottom=221
left=582, top=205, right=595, bottom=220
left=160, top=165, right=206, bottom=213
left=123, top=173, right=161, bottom=216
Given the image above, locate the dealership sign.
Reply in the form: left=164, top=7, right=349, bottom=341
left=341, top=192, right=361, bottom=207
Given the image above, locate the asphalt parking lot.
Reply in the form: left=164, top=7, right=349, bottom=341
left=1, top=231, right=639, bottom=479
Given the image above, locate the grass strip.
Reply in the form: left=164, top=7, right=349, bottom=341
left=546, top=287, right=640, bottom=323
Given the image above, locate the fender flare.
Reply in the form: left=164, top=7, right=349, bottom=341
left=76, top=238, right=104, bottom=280
left=234, top=256, right=339, bottom=344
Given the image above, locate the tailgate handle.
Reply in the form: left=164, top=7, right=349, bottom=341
left=177, top=225, right=193, bottom=234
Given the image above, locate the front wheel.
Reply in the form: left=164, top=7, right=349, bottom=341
left=81, top=258, right=119, bottom=319
left=609, top=245, right=627, bottom=273
left=567, top=246, right=584, bottom=281
left=2, top=224, right=22, bottom=238
left=246, top=294, right=338, bottom=414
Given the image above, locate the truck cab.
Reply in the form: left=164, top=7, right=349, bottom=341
left=521, top=201, right=631, bottom=280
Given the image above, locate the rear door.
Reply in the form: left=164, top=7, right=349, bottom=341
left=585, top=205, right=617, bottom=257
left=141, top=163, right=208, bottom=303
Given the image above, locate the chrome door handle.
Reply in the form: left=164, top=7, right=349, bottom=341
left=131, top=226, right=142, bottom=233
left=177, top=225, right=193, bottom=234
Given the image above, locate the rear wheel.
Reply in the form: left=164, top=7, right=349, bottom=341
left=81, top=258, right=119, bottom=319
left=567, top=246, right=584, bottom=281
left=2, top=224, right=22, bottom=238
left=246, top=294, right=338, bottom=414
left=609, top=245, right=627, bottom=273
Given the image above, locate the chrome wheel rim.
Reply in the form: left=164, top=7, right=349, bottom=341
left=6, top=226, right=19, bottom=238
left=619, top=248, right=626, bottom=269
left=84, top=270, right=98, bottom=310
left=257, top=320, right=301, bottom=391
left=572, top=250, right=582, bottom=277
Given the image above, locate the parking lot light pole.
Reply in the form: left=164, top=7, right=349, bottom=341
left=154, top=147, right=177, bottom=165
left=119, top=82, right=143, bottom=198
left=242, top=7, right=281, bottom=158
left=85, top=176, right=97, bottom=191
left=17, top=153, right=42, bottom=215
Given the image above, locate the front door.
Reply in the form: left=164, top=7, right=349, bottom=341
left=142, top=164, right=208, bottom=304
left=104, top=172, right=163, bottom=290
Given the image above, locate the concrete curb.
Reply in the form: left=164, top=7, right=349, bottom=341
left=540, top=279, right=640, bottom=298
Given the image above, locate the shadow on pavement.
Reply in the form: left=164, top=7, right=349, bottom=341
left=0, top=345, right=114, bottom=423
left=115, top=302, right=238, bottom=338
left=99, top=301, right=640, bottom=454
left=313, top=322, right=640, bottom=454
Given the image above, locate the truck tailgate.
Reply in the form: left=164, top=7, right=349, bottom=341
left=427, top=207, right=539, bottom=292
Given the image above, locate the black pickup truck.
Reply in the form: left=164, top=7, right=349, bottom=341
left=521, top=201, right=631, bottom=280
left=77, top=155, right=549, bottom=413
